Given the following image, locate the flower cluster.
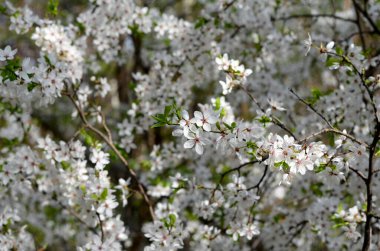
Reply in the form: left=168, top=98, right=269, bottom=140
left=216, top=54, right=253, bottom=95
left=0, top=0, right=379, bottom=250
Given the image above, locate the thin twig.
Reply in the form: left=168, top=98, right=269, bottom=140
left=349, top=166, right=367, bottom=182
left=246, top=165, right=269, bottom=191
left=298, top=128, right=368, bottom=147
left=96, top=212, right=105, bottom=242
left=64, top=92, right=156, bottom=220
left=241, top=86, right=298, bottom=139
left=353, top=0, right=380, bottom=35
left=289, top=88, right=334, bottom=129
left=274, top=14, right=356, bottom=23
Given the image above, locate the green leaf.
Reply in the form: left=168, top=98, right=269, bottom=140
left=214, top=97, right=221, bottom=110
left=0, top=5, right=7, bottom=15
left=336, top=47, right=344, bottom=56
left=1, top=58, right=21, bottom=81
left=168, top=213, right=176, bottom=226
left=80, top=129, right=96, bottom=146
left=60, top=161, right=70, bottom=170
left=44, top=205, right=59, bottom=221
left=195, top=17, right=208, bottom=29
left=100, top=188, right=108, bottom=201
left=258, top=115, right=271, bottom=125
left=47, top=0, right=59, bottom=17
left=314, top=164, right=326, bottom=173
left=80, top=184, right=87, bottom=194
left=325, top=56, right=341, bottom=67
left=375, top=147, right=380, bottom=157
left=164, top=105, right=171, bottom=117
left=274, top=161, right=290, bottom=173
left=310, top=182, right=324, bottom=197
left=74, top=21, right=86, bottom=34
left=220, top=107, right=226, bottom=118
left=216, top=121, right=221, bottom=130
left=27, top=82, right=40, bottom=92
left=151, top=121, right=167, bottom=128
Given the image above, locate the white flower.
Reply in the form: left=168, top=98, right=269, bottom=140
left=173, top=110, right=196, bottom=136
left=196, top=200, right=217, bottom=219
left=184, top=129, right=208, bottom=155
left=227, top=174, right=246, bottom=192
left=192, top=110, right=217, bottom=132
left=303, top=33, right=312, bottom=56
left=215, top=53, right=230, bottom=71
left=226, top=222, right=241, bottom=241
left=326, top=41, right=335, bottom=52
left=97, top=197, right=118, bottom=219
left=219, top=74, right=240, bottom=95
left=0, top=46, right=17, bottom=61
left=90, top=148, right=110, bottom=170
left=342, top=223, right=361, bottom=241
left=240, top=224, right=260, bottom=240
left=116, top=178, right=131, bottom=206
left=289, top=151, right=314, bottom=175
left=95, top=77, right=111, bottom=98
left=267, top=97, right=286, bottom=112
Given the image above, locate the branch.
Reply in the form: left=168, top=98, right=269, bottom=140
left=353, top=0, right=380, bottom=35
left=353, top=0, right=367, bottom=51
left=349, top=166, right=367, bottom=182
left=326, top=52, right=379, bottom=124
left=210, top=158, right=267, bottom=201
left=274, top=14, right=356, bottom=23
left=289, top=88, right=334, bottom=129
left=246, top=165, right=269, bottom=191
left=241, top=86, right=298, bottom=139
left=299, top=128, right=368, bottom=147
left=60, top=203, right=98, bottom=236
left=362, top=121, right=380, bottom=251
left=96, top=212, right=105, bottom=243
left=64, top=92, right=156, bottom=221
left=219, top=160, right=262, bottom=183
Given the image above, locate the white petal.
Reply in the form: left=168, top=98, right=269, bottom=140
left=195, top=143, right=204, bottom=155
left=244, top=69, right=253, bottom=76
left=326, top=41, right=335, bottom=50
left=203, top=123, right=211, bottom=132
left=194, top=111, right=203, bottom=119
left=181, top=110, right=189, bottom=120
left=184, top=140, right=195, bottom=149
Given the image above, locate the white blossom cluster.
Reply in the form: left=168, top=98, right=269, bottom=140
left=0, top=0, right=379, bottom=250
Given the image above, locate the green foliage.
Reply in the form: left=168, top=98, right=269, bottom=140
left=151, top=103, right=180, bottom=128
left=305, top=87, right=333, bottom=105
left=314, top=164, right=326, bottom=173
left=1, top=58, right=21, bottom=81
left=195, top=17, right=208, bottom=29
left=274, top=161, right=290, bottom=173
left=44, top=205, right=60, bottom=221
left=27, top=82, right=40, bottom=92
left=214, top=97, right=221, bottom=110
left=79, top=129, right=93, bottom=146
left=257, top=115, right=271, bottom=126
left=26, top=224, right=46, bottom=247
left=325, top=56, right=341, bottom=68
left=60, top=161, right=71, bottom=170
left=47, top=0, right=59, bottom=17
left=100, top=188, right=108, bottom=201
left=162, top=213, right=177, bottom=229
left=222, top=121, right=237, bottom=132
left=310, top=182, right=324, bottom=197
left=0, top=4, right=7, bottom=15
